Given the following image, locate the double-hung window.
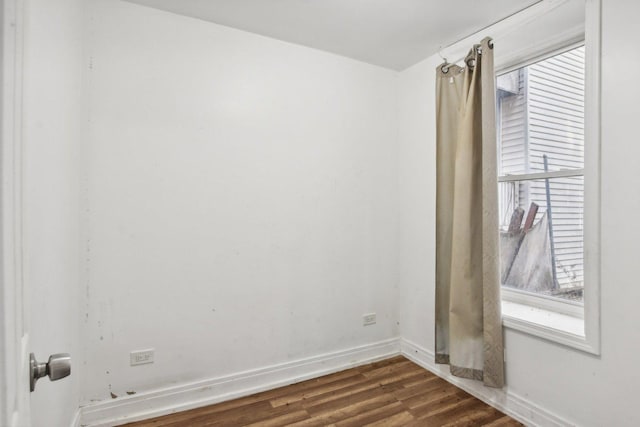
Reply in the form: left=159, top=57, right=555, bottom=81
left=497, top=45, right=586, bottom=313
left=494, top=0, right=601, bottom=354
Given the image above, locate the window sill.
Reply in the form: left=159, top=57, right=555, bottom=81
left=502, top=300, right=597, bottom=354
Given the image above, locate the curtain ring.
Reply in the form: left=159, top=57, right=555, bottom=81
left=466, top=58, right=476, bottom=68
left=488, top=39, right=494, bottom=49
left=441, top=64, right=450, bottom=74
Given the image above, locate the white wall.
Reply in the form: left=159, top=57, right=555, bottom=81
left=22, top=0, right=84, bottom=425
left=82, top=0, right=399, bottom=403
left=397, top=1, right=640, bottom=426
left=397, top=55, right=438, bottom=365
left=65, top=0, right=640, bottom=424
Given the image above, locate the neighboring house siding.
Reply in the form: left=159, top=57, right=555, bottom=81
left=499, top=68, right=527, bottom=175
left=499, top=46, right=585, bottom=291
left=528, top=47, right=585, bottom=172
left=498, top=69, right=528, bottom=227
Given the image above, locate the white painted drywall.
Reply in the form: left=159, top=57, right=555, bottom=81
left=81, top=0, right=399, bottom=403
left=397, top=1, right=640, bottom=426
left=22, top=0, right=84, bottom=425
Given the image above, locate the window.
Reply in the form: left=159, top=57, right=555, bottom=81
left=493, top=1, right=602, bottom=353
left=497, top=46, right=586, bottom=311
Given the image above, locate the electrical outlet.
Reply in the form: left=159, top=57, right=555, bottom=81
left=130, top=349, right=154, bottom=366
left=363, top=313, right=376, bottom=326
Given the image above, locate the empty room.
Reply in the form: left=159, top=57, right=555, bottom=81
left=1, top=0, right=638, bottom=426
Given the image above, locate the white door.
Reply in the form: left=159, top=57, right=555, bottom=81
left=1, top=0, right=82, bottom=426
left=1, top=0, right=31, bottom=424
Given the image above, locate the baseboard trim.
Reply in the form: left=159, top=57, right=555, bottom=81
left=79, top=336, right=573, bottom=427
left=79, top=338, right=400, bottom=427
left=70, top=407, right=81, bottom=427
left=399, top=338, right=574, bottom=427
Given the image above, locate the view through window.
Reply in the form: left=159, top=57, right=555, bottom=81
left=497, top=46, right=585, bottom=303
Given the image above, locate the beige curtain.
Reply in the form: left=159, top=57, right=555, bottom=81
left=435, top=37, right=504, bottom=388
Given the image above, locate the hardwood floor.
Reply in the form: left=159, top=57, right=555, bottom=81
left=123, top=356, right=522, bottom=427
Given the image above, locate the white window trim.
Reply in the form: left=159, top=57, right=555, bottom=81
left=580, top=0, right=602, bottom=356
left=494, top=0, right=601, bottom=355
left=502, top=288, right=584, bottom=318
left=498, top=168, right=584, bottom=183
left=502, top=301, right=590, bottom=351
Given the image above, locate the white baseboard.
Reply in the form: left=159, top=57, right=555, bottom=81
left=399, top=338, right=574, bottom=427
left=79, top=336, right=573, bottom=427
left=79, top=338, right=400, bottom=427
left=70, top=407, right=81, bottom=427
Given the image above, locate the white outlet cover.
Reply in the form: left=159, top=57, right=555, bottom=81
left=130, top=348, right=154, bottom=366
left=363, top=313, right=376, bottom=326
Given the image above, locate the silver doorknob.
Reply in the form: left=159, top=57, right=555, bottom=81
left=30, top=353, right=71, bottom=392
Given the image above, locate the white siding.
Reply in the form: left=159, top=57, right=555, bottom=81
left=497, top=69, right=529, bottom=227
left=528, top=47, right=585, bottom=173
left=528, top=47, right=585, bottom=290
left=498, top=68, right=527, bottom=175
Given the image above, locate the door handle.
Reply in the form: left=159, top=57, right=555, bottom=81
left=30, top=353, right=71, bottom=392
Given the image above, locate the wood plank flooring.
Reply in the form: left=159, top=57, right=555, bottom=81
left=123, top=356, right=522, bottom=427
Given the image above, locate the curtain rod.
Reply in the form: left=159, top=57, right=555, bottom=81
left=437, top=0, right=566, bottom=65
left=437, top=0, right=545, bottom=55
left=440, top=39, right=493, bottom=72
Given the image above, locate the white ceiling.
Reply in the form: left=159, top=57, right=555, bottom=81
left=124, top=0, right=541, bottom=70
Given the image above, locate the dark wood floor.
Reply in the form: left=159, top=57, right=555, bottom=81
left=123, top=356, right=521, bottom=427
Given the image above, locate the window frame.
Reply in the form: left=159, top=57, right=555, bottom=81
left=493, top=0, right=601, bottom=355
left=497, top=43, right=587, bottom=318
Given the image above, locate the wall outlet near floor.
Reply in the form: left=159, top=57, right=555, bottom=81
left=130, top=349, right=154, bottom=366
left=363, top=313, right=376, bottom=326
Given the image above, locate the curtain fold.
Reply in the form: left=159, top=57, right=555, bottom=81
left=435, top=37, right=504, bottom=388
